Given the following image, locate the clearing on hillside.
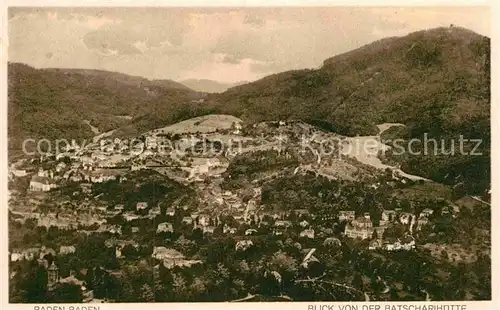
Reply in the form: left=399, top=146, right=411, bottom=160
left=150, top=114, right=243, bottom=135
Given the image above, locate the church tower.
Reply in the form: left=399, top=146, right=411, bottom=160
left=47, top=261, right=59, bottom=289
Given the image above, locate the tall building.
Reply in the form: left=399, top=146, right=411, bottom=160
left=47, top=261, right=59, bottom=289
left=344, top=216, right=374, bottom=240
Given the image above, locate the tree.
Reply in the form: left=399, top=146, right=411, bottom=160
left=20, top=263, right=48, bottom=303
left=171, top=273, right=188, bottom=301
left=383, top=223, right=406, bottom=239
left=174, top=236, right=196, bottom=256
left=269, top=251, right=298, bottom=286
left=352, top=273, right=364, bottom=290
left=121, top=244, right=139, bottom=259
left=190, top=278, right=208, bottom=301
left=139, top=283, right=154, bottom=302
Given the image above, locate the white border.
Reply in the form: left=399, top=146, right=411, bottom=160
left=3, top=0, right=495, bottom=6
left=1, top=1, right=498, bottom=310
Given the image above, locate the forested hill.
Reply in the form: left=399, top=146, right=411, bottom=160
left=7, top=63, right=202, bottom=149
left=205, top=26, right=491, bottom=194
left=209, top=26, right=489, bottom=137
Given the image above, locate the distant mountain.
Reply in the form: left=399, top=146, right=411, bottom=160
left=180, top=79, right=249, bottom=93
left=45, top=68, right=192, bottom=91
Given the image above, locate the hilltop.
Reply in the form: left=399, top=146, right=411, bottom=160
left=45, top=68, right=192, bottom=91
left=7, top=63, right=206, bottom=149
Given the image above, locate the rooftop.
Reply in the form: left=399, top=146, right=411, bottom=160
left=30, top=176, right=53, bottom=185
left=354, top=217, right=372, bottom=224
left=153, top=247, right=184, bottom=258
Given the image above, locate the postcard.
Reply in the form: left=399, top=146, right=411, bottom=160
left=2, top=2, right=496, bottom=310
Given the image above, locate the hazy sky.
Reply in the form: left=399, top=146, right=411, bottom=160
left=8, top=7, right=490, bottom=83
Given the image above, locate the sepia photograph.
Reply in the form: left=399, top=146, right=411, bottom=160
left=5, top=4, right=493, bottom=306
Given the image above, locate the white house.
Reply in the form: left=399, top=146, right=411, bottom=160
left=59, top=245, right=76, bottom=255
left=203, top=226, right=215, bottom=234
left=56, top=162, right=67, bottom=173
left=11, top=168, right=27, bottom=178
left=235, top=240, right=253, bottom=251
left=198, top=214, right=211, bottom=226
left=233, top=122, right=243, bottom=135
left=299, top=220, right=310, bottom=228
left=245, top=229, right=257, bottom=236
left=145, top=136, right=158, bottom=150
left=338, top=210, right=356, bottom=222
left=380, top=210, right=397, bottom=226
left=420, top=208, right=434, bottom=218
left=136, top=202, right=148, bottom=211
left=123, top=212, right=140, bottom=221
left=300, top=229, right=315, bottom=239
left=223, top=224, right=237, bottom=234
left=149, top=207, right=161, bottom=217
left=399, top=212, right=413, bottom=225
left=166, top=207, right=176, bottom=216
left=274, top=220, right=292, bottom=228
left=88, top=170, right=117, bottom=183
left=157, top=222, right=174, bottom=234
left=384, top=238, right=415, bottom=251
left=369, top=239, right=382, bottom=250
left=10, top=248, right=40, bottom=262
left=152, top=247, right=184, bottom=261
left=29, top=176, right=56, bottom=192
left=37, top=168, right=49, bottom=178
left=131, top=164, right=146, bottom=171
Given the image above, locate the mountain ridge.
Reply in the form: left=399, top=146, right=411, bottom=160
left=44, top=67, right=193, bottom=91
left=180, top=79, right=249, bottom=93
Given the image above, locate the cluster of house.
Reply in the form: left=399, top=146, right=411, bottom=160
left=26, top=160, right=123, bottom=192
left=106, top=193, right=320, bottom=242
left=152, top=247, right=202, bottom=269
left=340, top=207, right=436, bottom=251
left=10, top=245, right=76, bottom=262
left=7, top=222, right=115, bottom=302
left=187, top=158, right=226, bottom=181
left=42, top=255, right=94, bottom=302
left=28, top=168, right=58, bottom=192
left=13, top=208, right=108, bottom=230
left=14, top=119, right=249, bottom=198
left=104, top=237, right=204, bottom=269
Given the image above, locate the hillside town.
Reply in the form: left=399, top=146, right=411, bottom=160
left=9, top=116, right=488, bottom=303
